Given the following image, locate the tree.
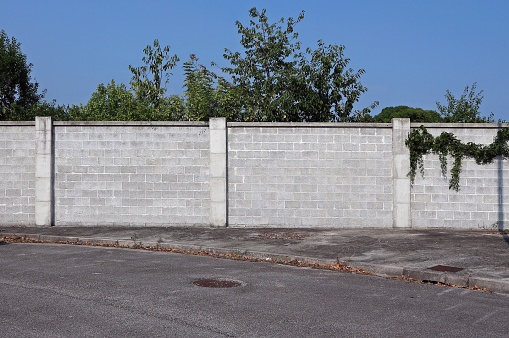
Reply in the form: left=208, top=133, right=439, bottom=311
left=31, top=100, right=70, bottom=121
left=373, top=106, right=442, bottom=123
left=406, top=84, right=502, bottom=191
left=129, top=39, right=179, bottom=110
left=183, top=55, right=219, bottom=121
left=70, top=80, right=186, bottom=121
left=221, top=8, right=376, bottom=122
left=294, top=40, right=378, bottom=122
left=69, top=80, right=147, bottom=121
left=70, top=39, right=186, bottom=122
left=436, top=82, right=494, bottom=123
left=183, top=54, right=242, bottom=121
left=221, top=8, right=304, bottom=122
left=0, top=30, right=44, bottom=120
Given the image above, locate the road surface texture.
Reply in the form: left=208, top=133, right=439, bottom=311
left=1, top=243, right=508, bottom=337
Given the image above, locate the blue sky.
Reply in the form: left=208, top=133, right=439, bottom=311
left=1, top=0, right=508, bottom=120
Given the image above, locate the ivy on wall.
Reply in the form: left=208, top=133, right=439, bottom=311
left=405, top=126, right=509, bottom=191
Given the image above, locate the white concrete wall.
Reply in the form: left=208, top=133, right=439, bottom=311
left=1, top=118, right=508, bottom=229
left=410, top=124, right=509, bottom=229
left=0, top=122, right=36, bottom=225
left=227, top=123, right=394, bottom=227
left=209, top=118, right=227, bottom=226
left=35, top=117, right=53, bottom=226
left=53, top=122, right=210, bottom=226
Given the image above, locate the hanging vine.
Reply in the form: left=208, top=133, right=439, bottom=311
left=405, top=126, right=509, bottom=191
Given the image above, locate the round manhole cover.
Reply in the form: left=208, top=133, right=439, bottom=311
left=193, top=278, right=243, bottom=288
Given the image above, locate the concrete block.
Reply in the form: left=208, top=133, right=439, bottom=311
left=210, top=124, right=226, bottom=154
left=210, top=178, right=226, bottom=203
left=35, top=117, right=53, bottom=226
left=209, top=118, right=227, bottom=226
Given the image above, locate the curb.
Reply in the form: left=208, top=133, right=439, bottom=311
left=469, top=277, right=509, bottom=294
left=402, top=268, right=470, bottom=288
left=2, top=233, right=509, bottom=295
left=345, top=262, right=404, bottom=278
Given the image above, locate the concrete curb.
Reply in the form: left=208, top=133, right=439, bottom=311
left=469, top=277, right=509, bottom=294
left=2, top=232, right=509, bottom=295
left=345, top=262, right=404, bottom=278
left=402, top=268, right=471, bottom=288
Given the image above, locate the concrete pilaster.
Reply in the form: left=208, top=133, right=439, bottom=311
left=35, top=116, right=53, bottom=226
left=209, top=118, right=227, bottom=226
left=392, top=118, right=411, bottom=228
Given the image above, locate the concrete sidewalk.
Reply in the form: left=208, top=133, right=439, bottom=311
left=1, top=226, right=509, bottom=295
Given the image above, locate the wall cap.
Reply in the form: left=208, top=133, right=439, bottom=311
left=411, top=122, right=509, bottom=129
left=228, top=122, right=392, bottom=128
left=53, top=120, right=208, bottom=127
left=0, top=121, right=35, bottom=126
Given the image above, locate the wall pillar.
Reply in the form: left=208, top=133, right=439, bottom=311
left=209, top=118, right=227, bottom=226
left=392, top=118, right=411, bottom=228
left=35, top=116, right=53, bottom=226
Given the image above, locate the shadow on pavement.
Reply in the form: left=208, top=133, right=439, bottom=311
left=497, top=155, right=509, bottom=245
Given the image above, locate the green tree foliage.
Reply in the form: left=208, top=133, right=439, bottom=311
left=183, top=54, right=242, bottom=121
left=183, top=55, right=220, bottom=121
left=0, top=30, right=69, bottom=121
left=0, top=30, right=44, bottom=120
left=436, top=82, right=494, bottom=123
left=70, top=39, right=185, bottom=121
left=31, top=100, right=70, bottom=121
left=405, top=86, right=502, bottom=192
left=295, top=40, right=378, bottom=122
left=129, top=39, right=179, bottom=109
left=69, top=80, right=146, bottom=121
left=221, top=8, right=376, bottom=122
left=71, top=80, right=185, bottom=121
left=2, top=10, right=376, bottom=122
left=221, top=8, right=304, bottom=121
left=373, top=105, right=442, bottom=123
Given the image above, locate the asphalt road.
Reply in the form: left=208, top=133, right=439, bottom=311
left=1, top=243, right=509, bottom=337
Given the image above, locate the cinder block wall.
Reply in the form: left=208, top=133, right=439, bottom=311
left=410, top=124, right=509, bottom=229
left=53, top=122, right=210, bottom=226
left=0, top=122, right=36, bottom=225
left=2, top=118, right=509, bottom=229
left=227, top=123, right=394, bottom=227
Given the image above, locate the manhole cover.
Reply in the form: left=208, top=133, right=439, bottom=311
left=193, top=278, right=243, bottom=288
left=428, top=265, right=464, bottom=272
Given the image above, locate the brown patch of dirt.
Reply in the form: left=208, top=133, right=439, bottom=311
left=256, top=232, right=307, bottom=240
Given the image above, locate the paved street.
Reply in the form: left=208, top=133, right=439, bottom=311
left=3, top=226, right=509, bottom=294
left=1, top=243, right=509, bottom=337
